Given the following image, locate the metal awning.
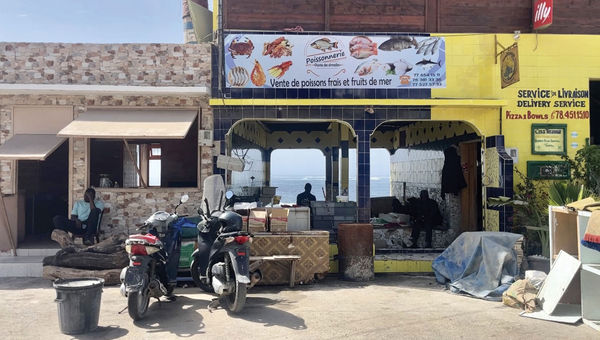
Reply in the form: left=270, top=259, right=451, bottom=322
left=0, top=134, right=66, bottom=160
left=57, top=109, right=198, bottom=139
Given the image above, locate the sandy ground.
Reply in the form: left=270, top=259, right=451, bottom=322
left=0, top=275, right=596, bottom=340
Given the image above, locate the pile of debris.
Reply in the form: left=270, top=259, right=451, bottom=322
left=42, top=230, right=128, bottom=285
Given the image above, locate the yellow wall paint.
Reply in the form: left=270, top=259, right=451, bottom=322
left=433, top=33, right=598, bottom=176
left=219, top=33, right=599, bottom=182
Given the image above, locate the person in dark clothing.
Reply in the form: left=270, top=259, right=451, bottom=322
left=296, top=183, right=316, bottom=206
left=441, top=146, right=467, bottom=199
left=53, top=188, right=103, bottom=245
left=410, top=190, right=442, bottom=248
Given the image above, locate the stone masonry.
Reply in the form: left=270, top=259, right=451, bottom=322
left=96, top=189, right=204, bottom=236
left=0, top=42, right=214, bottom=237
left=0, top=43, right=211, bottom=86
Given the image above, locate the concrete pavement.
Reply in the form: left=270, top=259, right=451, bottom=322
left=1, top=275, right=596, bottom=339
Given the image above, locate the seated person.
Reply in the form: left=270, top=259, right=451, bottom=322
left=410, top=190, right=442, bottom=248
left=296, top=182, right=317, bottom=206
left=53, top=188, right=104, bottom=245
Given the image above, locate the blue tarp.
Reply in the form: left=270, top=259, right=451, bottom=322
left=432, top=232, right=522, bottom=300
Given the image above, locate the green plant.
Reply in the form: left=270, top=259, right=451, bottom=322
left=562, top=144, right=600, bottom=196
left=547, top=181, right=588, bottom=206
left=488, top=169, right=550, bottom=257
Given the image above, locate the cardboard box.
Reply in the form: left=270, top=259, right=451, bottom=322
left=270, top=208, right=289, bottom=232
left=287, top=207, right=310, bottom=231
left=248, top=209, right=267, bottom=232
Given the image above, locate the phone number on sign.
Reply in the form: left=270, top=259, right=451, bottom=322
left=551, top=110, right=589, bottom=119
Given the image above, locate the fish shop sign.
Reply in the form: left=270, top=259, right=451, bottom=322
left=224, top=33, right=446, bottom=89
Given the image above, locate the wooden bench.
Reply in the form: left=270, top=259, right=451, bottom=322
left=249, top=255, right=301, bottom=288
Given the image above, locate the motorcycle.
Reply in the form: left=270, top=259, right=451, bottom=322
left=190, top=175, right=260, bottom=313
left=120, top=194, right=188, bottom=320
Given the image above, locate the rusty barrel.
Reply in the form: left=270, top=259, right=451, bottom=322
left=337, top=223, right=374, bottom=281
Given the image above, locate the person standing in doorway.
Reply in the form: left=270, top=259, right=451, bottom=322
left=53, top=188, right=104, bottom=245
left=296, top=183, right=316, bottom=206
left=410, top=189, right=442, bottom=248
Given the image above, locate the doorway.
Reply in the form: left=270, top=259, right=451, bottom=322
left=459, top=141, right=483, bottom=232
left=18, top=141, right=69, bottom=239
left=590, top=81, right=600, bottom=145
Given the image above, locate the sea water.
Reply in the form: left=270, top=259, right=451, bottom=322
left=270, top=176, right=391, bottom=204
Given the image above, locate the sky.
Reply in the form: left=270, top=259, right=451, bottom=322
left=0, top=0, right=391, bottom=179
left=0, top=0, right=183, bottom=43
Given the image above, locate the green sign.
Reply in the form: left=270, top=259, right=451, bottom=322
left=531, top=124, right=566, bottom=155
left=527, top=161, right=570, bottom=180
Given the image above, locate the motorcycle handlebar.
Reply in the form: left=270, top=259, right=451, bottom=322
left=217, top=231, right=251, bottom=239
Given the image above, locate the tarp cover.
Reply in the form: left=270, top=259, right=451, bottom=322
left=57, top=109, right=197, bottom=139
left=0, top=134, right=65, bottom=160
left=432, top=232, right=522, bottom=300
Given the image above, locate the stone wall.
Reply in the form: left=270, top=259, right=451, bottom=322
left=0, top=94, right=214, bottom=237
left=0, top=42, right=211, bottom=86
left=96, top=189, right=204, bottom=236
left=0, top=94, right=211, bottom=196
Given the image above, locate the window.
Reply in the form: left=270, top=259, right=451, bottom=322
left=89, top=121, right=198, bottom=188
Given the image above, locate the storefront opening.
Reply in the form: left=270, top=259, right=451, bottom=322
left=89, top=120, right=198, bottom=188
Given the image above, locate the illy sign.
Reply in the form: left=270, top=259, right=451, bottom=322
left=533, top=0, right=553, bottom=30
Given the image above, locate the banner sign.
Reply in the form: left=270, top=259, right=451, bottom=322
left=500, top=44, right=519, bottom=89
left=531, top=124, right=566, bottom=155
left=224, top=33, right=446, bottom=89
left=533, top=0, right=553, bottom=30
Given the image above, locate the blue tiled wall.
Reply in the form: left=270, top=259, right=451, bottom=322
left=213, top=106, right=431, bottom=222
left=485, top=135, right=514, bottom=232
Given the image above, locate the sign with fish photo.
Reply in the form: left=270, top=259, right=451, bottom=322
left=224, top=33, right=446, bottom=89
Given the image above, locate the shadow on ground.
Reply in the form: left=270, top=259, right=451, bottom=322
left=71, top=325, right=128, bottom=340
left=225, top=296, right=307, bottom=330
left=132, top=295, right=209, bottom=337
left=252, top=274, right=443, bottom=294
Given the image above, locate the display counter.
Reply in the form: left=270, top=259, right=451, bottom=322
left=251, top=231, right=330, bottom=285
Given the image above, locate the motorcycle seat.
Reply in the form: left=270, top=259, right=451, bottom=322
left=127, top=234, right=162, bottom=246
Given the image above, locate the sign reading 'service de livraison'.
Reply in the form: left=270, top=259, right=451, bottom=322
left=224, top=33, right=446, bottom=89
left=533, top=0, right=553, bottom=30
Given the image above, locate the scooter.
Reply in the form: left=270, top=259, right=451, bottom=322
left=190, top=175, right=259, bottom=313
left=120, top=194, right=188, bottom=320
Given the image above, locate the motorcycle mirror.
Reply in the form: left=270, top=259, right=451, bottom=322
left=180, top=194, right=189, bottom=204
left=225, top=191, right=234, bottom=200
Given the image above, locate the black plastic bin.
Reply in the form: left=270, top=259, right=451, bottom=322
left=53, top=278, right=104, bottom=335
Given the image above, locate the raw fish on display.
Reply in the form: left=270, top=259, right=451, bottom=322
left=379, top=36, right=418, bottom=52
left=354, top=59, right=381, bottom=76
left=349, top=35, right=378, bottom=59
left=310, top=38, right=338, bottom=52
left=382, top=59, right=413, bottom=76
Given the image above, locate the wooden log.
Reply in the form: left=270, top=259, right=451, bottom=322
left=82, top=233, right=127, bottom=254
left=43, top=251, right=129, bottom=270
left=43, top=265, right=122, bottom=286
left=51, top=229, right=82, bottom=251
left=51, top=230, right=127, bottom=254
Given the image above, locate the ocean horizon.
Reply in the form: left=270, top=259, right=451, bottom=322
left=270, top=175, right=391, bottom=204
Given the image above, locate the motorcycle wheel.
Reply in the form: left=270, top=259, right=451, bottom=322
left=190, top=258, right=214, bottom=293
left=127, top=289, right=150, bottom=321
left=225, top=254, right=247, bottom=313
